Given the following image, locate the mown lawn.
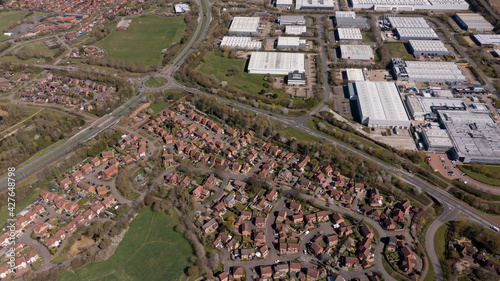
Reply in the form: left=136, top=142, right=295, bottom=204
left=148, top=102, right=171, bottom=115
left=458, top=165, right=500, bottom=186
left=0, top=11, right=30, bottom=41
left=280, top=126, right=321, bottom=143
left=97, top=15, right=186, bottom=66
left=16, top=41, right=59, bottom=58
left=145, top=77, right=169, bottom=88
left=58, top=207, right=194, bottom=281
left=386, top=43, right=414, bottom=60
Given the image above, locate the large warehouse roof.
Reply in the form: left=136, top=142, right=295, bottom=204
left=392, top=58, right=467, bottom=82
left=409, top=40, right=448, bottom=53
left=220, top=37, right=262, bottom=50
left=247, top=52, right=305, bottom=75
left=285, top=25, right=307, bottom=35
left=396, top=27, right=438, bottom=40
left=455, top=13, right=494, bottom=31
left=351, top=81, right=410, bottom=127
left=340, top=45, right=374, bottom=59
left=296, top=0, right=335, bottom=9
left=388, top=17, right=430, bottom=28
left=229, top=17, right=260, bottom=33
left=349, top=0, right=469, bottom=10
left=337, top=28, right=362, bottom=40
left=473, top=34, right=500, bottom=45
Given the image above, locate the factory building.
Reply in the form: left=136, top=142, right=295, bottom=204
left=349, top=81, right=410, bottom=128
left=392, top=58, right=467, bottom=83
left=276, top=37, right=307, bottom=50
left=408, top=40, right=449, bottom=56
left=287, top=70, right=306, bottom=85
left=278, top=15, right=306, bottom=25
left=334, top=11, right=369, bottom=28
left=346, top=68, right=365, bottom=82
left=388, top=17, right=430, bottom=28
left=337, top=28, right=363, bottom=42
left=276, top=0, right=293, bottom=8
left=340, top=45, right=374, bottom=60
left=228, top=17, right=261, bottom=36
left=421, top=128, right=454, bottom=152
left=285, top=25, right=307, bottom=35
left=247, top=52, right=305, bottom=75
left=220, top=37, right=262, bottom=50
left=405, top=96, right=466, bottom=120
left=455, top=13, right=494, bottom=32
left=473, top=34, right=500, bottom=46
left=348, top=0, right=469, bottom=10
left=296, top=0, right=335, bottom=9
left=438, top=110, right=500, bottom=164
left=395, top=27, right=439, bottom=40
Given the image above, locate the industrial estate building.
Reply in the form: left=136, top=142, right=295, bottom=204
left=276, top=0, right=293, bottom=8
left=276, top=37, right=307, bottom=49
left=346, top=68, right=365, bottom=82
left=405, top=96, right=466, bottom=120
left=287, top=70, right=306, bottom=85
left=455, top=13, right=494, bottom=32
left=285, top=25, right=307, bottom=35
left=395, top=27, right=438, bottom=40
left=421, top=128, right=454, bottom=152
left=349, top=81, right=410, bottom=128
left=392, top=58, right=467, bottom=82
left=278, top=15, right=306, bottom=25
left=473, top=34, right=500, bottom=46
left=228, top=17, right=261, bottom=36
left=220, top=37, right=262, bottom=50
left=247, top=52, right=305, bottom=75
left=408, top=40, right=449, bottom=56
left=296, top=0, right=335, bottom=9
left=439, top=109, right=500, bottom=164
left=340, top=45, right=374, bottom=60
left=334, top=11, right=369, bottom=28
left=337, top=28, right=363, bottom=42
left=388, top=17, right=430, bottom=28
left=348, top=0, right=469, bottom=10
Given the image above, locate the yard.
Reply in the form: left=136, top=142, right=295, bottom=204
left=386, top=43, right=414, bottom=60
left=458, top=164, right=500, bottom=186
left=58, top=207, right=194, bottom=281
left=0, top=11, right=30, bottom=41
left=97, top=15, right=186, bottom=66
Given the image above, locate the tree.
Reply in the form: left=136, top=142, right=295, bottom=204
left=187, top=266, right=199, bottom=276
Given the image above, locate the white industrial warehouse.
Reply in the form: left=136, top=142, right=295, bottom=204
left=392, top=58, right=468, bottom=82
left=348, top=0, right=469, bottom=10
left=340, top=45, right=374, bottom=60
left=276, top=0, right=293, bottom=8
left=408, top=40, right=449, bottom=56
left=405, top=96, right=466, bottom=120
left=473, top=34, right=500, bottom=46
left=337, top=28, right=363, bottom=42
left=228, top=17, right=261, bottom=35
left=278, top=15, right=306, bottom=25
left=349, top=81, right=410, bottom=128
left=335, top=11, right=369, bottom=28
left=296, top=0, right=335, bottom=9
left=276, top=37, right=307, bottom=49
left=388, top=17, right=430, bottom=28
left=396, top=27, right=438, bottom=40
left=421, top=128, right=454, bottom=152
left=220, top=37, right=262, bottom=50
left=285, top=25, right=307, bottom=35
left=247, top=52, right=305, bottom=75
left=455, top=13, right=494, bottom=32
left=346, top=68, right=365, bottom=82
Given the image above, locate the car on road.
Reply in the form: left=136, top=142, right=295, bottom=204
left=303, top=250, right=307, bottom=254
left=304, top=230, right=310, bottom=235
left=325, top=203, right=330, bottom=207
left=274, top=260, right=280, bottom=263
left=491, top=225, right=499, bottom=232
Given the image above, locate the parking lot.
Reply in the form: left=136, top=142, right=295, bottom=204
left=426, top=153, right=464, bottom=181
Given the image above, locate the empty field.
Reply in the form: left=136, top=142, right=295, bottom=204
left=386, top=43, right=414, bottom=60
left=0, top=11, right=30, bottom=41
left=58, top=207, right=194, bottom=281
left=97, top=15, right=186, bottom=67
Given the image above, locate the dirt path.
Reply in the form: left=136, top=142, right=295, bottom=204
left=0, top=108, right=43, bottom=139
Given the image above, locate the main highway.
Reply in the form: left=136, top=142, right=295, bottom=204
left=2, top=4, right=498, bottom=280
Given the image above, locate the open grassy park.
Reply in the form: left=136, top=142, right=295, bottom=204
left=97, top=15, right=186, bottom=66
left=58, top=207, right=194, bottom=281
left=0, top=11, right=30, bottom=41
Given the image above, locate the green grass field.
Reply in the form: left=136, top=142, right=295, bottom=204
left=280, top=126, right=321, bottom=143
left=0, top=11, right=30, bottom=41
left=148, top=102, right=171, bottom=115
left=145, top=77, right=169, bottom=88
left=386, top=43, right=414, bottom=60
left=435, top=224, right=448, bottom=262
left=16, top=41, right=58, bottom=58
left=97, top=15, right=186, bottom=66
left=198, top=52, right=267, bottom=95
left=58, top=207, right=194, bottom=281
left=458, top=165, right=500, bottom=186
